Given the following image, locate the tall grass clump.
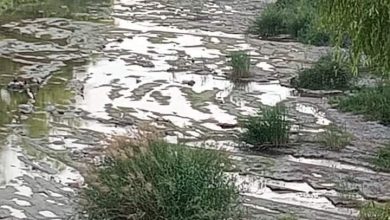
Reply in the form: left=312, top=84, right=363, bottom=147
left=83, top=135, right=241, bottom=220
left=373, top=143, right=390, bottom=171
left=248, top=0, right=330, bottom=46
left=334, top=83, right=390, bottom=125
left=229, top=51, right=251, bottom=81
left=359, top=202, right=390, bottom=220
left=317, top=125, right=352, bottom=150
left=292, top=55, right=352, bottom=90
left=241, top=105, right=290, bottom=148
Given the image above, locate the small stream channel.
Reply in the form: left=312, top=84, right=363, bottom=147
left=0, top=0, right=389, bottom=219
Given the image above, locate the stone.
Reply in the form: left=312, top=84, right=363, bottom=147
left=18, top=104, right=34, bottom=114
left=182, top=80, right=195, bottom=86
left=218, top=123, right=237, bottom=129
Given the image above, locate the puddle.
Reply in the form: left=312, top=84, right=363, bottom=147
left=296, top=103, right=331, bottom=125
left=0, top=205, right=26, bottom=218
left=287, top=155, right=376, bottom=174
left=187, top=140, right=238, bottom=152
left=0, top=135, right=24, bottom=185
left=235, top=174, right=358, bottom=216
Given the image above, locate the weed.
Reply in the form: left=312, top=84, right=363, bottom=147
left=229, top=51, right=251, bottom=81
left=248, top=0, right=330, bottom=46
left=240, top=105, right=290, bottom=148
left=317, top=125, right=352, bottom=150
left=292, top=55, right=352, bottom=90
left=373, top=143, right=390, bottom=171
left=359, top=202, right=390, bottom=220
left=83, top=136, right=241, bottom=220
left=334, top=83, right=390, bottom=125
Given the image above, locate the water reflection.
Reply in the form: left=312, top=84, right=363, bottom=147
left=0, top=57, right=76, bottom=137
left=0, top=0, right=112, bottom=23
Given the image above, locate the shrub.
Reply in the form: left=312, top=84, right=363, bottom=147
left=334, top=83, right=390, bottom=125
left=317, top=125, right=352, bottom=150
left=240, top=105, right=290, bottom=147
left=292, top=55, right=352, bottom=90
left=83, top=137, right=241, bottom=220
left=249, top=0, right=330, bottom=46
left=248, top=4, right=285, bottom=38
left=229, top=51, right=251, bottom=81
left=373, top=143, right=390, bottom=171
left=359, top=202, right=390, bottom=220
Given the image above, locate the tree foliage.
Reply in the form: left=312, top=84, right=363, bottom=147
left=319, top=0, right=390, bottom=76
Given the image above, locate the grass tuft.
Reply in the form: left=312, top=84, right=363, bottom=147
left=240, top=105, right=290, bottom=148
left=359, top=202, right=390, bottom=220
left=83, top=135, right=241, bottom=220
left=229, top=51, right=251, bottom=81
left=333, top=83, right=390, bottom=125
left=248, top=0, right=330, bottom=46
left=373, top=143, right=390, bottom=171
left=292, top=55, right=352, bottom=90
left=317, top=125, right=352, bottom=150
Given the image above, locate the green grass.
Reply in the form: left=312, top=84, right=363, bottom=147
left=317, top=125, right=352, bottom=150
left=292, top=55, right=352, bottom=90
left=278, top=214, right=298, bottom=220
left=248, top=0, right=330, bottom=46
left=359, top=202, right=390, bottom=220
left=240, top=105, right=290, bottom=148
left=83, top=138, right=241, bottom=220
left=229, top=51, right=251, bottom=81
left=373, top=143, right=390, bottom=171
left=333, top=83, right=390, bottom=125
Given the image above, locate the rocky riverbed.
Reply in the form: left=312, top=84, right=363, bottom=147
left=0, top=0, right=389, bottom=219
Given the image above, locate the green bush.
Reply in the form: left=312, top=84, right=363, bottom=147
left=317, top=125, right=352, bottom=150
left=229, top=51, right=251, bottom=81
left=373, top=143, right=390, bottom=171
left=249, top=0, right=330, bottom=46
left=241, top=105, right=290, bottom=147
left=83, top=138, right=241, bottom=220
left=334, top=83, right=390, bottom=125
left=292, top=55, right=352, bottom=90
left=359, top=202, right=390, bottom=220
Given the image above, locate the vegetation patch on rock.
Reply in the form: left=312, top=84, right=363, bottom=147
left=291, top=55, right=352, bottom=91
left=83, top=135, right=241, bottom=220
left=248, top=0, right=330, bottom=46
left=332, top=83, right=390, bottom=125
left=317, top=125, right=352, bottom=150
left=359, top=202, right=390, bottom=220
left=240, top=105, right=290, bottom=148
left=373, top=143, right=390, bottom=171
left=229, top=51, right=251, bottom=81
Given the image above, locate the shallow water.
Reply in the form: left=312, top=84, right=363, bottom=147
left=0, top=0, right=388, bottom=219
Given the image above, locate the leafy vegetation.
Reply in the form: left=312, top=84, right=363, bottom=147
left=359, top=202, right=390, bottom=220
left=249, top=0, right=330, bottom=46
left=292, top=55, right=352, bottom=90
left=373, top=143, right=390, bottom=171
left=83, top=136, right=241, bottom=220
left=317, top=125, right=351, bottom=150
left=240, top=105, right=290, bottom=148
left=333, top=83, right=390, bottom=125
left=319, top=0, right=390, bottom=75
left=229, top=51, right=251, bottom=81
